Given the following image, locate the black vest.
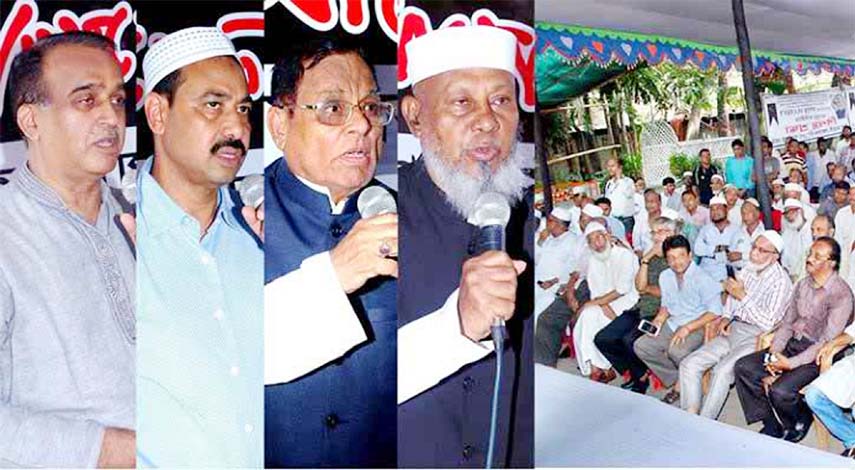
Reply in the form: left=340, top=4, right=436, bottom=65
left=263, top=158, right=397, bottom=467
left=397, top=158, right=534, bottom=468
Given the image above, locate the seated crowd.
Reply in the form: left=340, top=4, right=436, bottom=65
left=535, top=130, right=855, bottom=459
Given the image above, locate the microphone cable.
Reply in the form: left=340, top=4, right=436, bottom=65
left=485, top=322, right=505, bottom=469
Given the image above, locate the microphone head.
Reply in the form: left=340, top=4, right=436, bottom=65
left=471, top=192, right=511, bottom=228
left=358, top=186, right=397, bottom=217
left=237, top=174, right=264, bottom=209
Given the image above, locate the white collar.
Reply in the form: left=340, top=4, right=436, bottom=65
left=295, top=174, right=349, bottom=215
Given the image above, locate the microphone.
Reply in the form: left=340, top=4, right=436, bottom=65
left=470, top=192, right=511, bottom=470
left=470, top=192, right=512, bottom=342
left=237, top=174, right=264, bottom=209
left=357, top=185, right=397, bottom=217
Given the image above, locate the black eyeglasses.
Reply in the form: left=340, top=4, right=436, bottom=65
left=296, top=99, right=395, bottom=127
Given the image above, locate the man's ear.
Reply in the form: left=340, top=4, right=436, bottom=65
left=267, top=105, right=290, bottom=152
left=144, top=93, right=169, bottom=135
left=400, top=94, right=423, bottom=137
left=16, top=104, right=39, bottom=142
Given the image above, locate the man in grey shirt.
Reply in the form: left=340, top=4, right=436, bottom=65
left=0, top=32, right=135, bottom=467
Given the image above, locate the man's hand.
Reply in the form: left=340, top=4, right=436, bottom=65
left=761, top=374, right=779, bottom=392
left=718, top=318, right=733, bottom=337
left=727, top=251, right=742, bottom=262
left=724, top=278, right=746, bottom=300
left=652, top=307, right=669, bottom=328
left=816, top=341, right=838, bottom=366
left=458, top=251, right=526, bottom=342
left=241, top=204, right=264, bottom=242
left=670, top=325, right=692, bottom=348
left=330, top=213, right=398, bottom=294
left=97, top=427, right=135, bottom=468
left=601, top=304, right=616, bottom=320
left=766, top=354, right=792, bottom=374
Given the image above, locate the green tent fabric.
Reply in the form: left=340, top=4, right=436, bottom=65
left=537, top=54, right=627, bottom=107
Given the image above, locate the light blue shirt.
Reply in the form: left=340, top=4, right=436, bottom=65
left=135, top=158, right=263, bottom=468
left=725, top=155, right=755, bottom=190
left=659, top=263, right=722, bottom=330
left=693, top=221, right=742, bottom=281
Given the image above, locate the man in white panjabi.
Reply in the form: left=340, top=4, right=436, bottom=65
left=535, top=205, right=581, bottom=318
left=572, top=222, right=639, bottom=381
left=781, top=199, right=814, bottom=280
left=834, top=186, right=855, bottom=289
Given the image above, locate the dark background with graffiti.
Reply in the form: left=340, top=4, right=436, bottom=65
left=396, top=0, right=535, bottom=164
left=263, top=0, right=399, bottom=185
left=134, top=0, right=264, bottom=177
left=0, top=0, right=136, bottom=185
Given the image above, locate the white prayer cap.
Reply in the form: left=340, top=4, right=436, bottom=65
left=723, top=183, right=738, bottom=192
left=745, top=198, right=760, bottom=208
left=784, top=198, right=802, bottom=211
left=406, top=26, right=517, bottom=85
left=711, top=174, right=725, bottom=182
left=661, top=208, right=680, bottom=221
left=784, top=183, right=803, bottom=193
left=682, top=171, right=693, bottom=177
left=582, top=204, right=604, bottom=218
left=143, top=27, right=237, bottom=97
left=550, top=205, right=573, bottom=222
left=709, top=196, right=727, bottom=206
left=584, top=222, right=607, bottom=237
left=772, top=178, right=785, bottom=187
left=572, top=185, right=588, bottom=196
left=754, top=230, right=784, bottom=254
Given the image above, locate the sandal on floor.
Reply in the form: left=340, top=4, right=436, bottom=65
left=661, top=388, right=680, bottom=405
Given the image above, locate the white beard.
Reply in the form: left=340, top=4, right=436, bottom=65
left=591, top=243, right=612, bottom=262
left=782, top=213, right=805, bottom=232
left=744, top=259, right=774, bottom=273
left=422, top=138, right=534, bottom=219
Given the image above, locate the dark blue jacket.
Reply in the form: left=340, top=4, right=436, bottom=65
left=264, top=158, right=396, bottom=468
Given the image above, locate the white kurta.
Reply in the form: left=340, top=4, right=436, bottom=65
left=781, top=220, right=813, bottom=280
left=810, top=322, right=855, bottom=408
left=732, top=223, right=764, bottom=270
left=535, top=230, right=582, bottom=317
left=605, top=176, right=636, bottom=218
left=632, top=210, right=652, bottom=253
left=573, top=245, right=640, bottom=375
left=727, top=200, right=744, bottom=228
left=835, top=206, right=855, bottom=288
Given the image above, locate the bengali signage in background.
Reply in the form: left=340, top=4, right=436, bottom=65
left=396, top=1, right=535, bottom=166
left=762, top=88, right=851, bottom=147
left=0, top=0, right=136, bottom=186
left=262, top=0, right=400, bottom=185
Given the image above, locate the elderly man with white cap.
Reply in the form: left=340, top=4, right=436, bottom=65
left=723, top=184, right=744, bottom=228
left=135, top=27, right=262, bottom=467
left=572, top=222, right=639, bottom=383
left=694, top=196, right=741, bottom=282
left=397, top=25, right=534, bottom=467
left=834, top=186, right=855, bottom=290
left=679, top=230, right=792, bottom=419
left=781, top=199, right=814, bottom=280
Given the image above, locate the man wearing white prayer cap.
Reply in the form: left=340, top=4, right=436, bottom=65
left=694, top=195, right=741, bottom=281
left=135, top=27, right=263, bottom=467
left=781, top=198, right=813, bottom=280
left=679, top=229, right=791, bottom=419
left=397, top=24, right=534, bottom=467
left=534, top=205, right=582, bottom=319
left=723, top=183, right=744, bottom=228
left=572, top=222, right=639, bottom=383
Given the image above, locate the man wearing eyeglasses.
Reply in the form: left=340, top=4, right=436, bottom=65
left=679, top=231, right=792, bottom=420
left=262, top=37, right=397, bottom=467
left=734, top=237, right=853, bottom=442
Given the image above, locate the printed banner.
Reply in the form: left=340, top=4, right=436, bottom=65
left=762, top=88, right=850, bottom=147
